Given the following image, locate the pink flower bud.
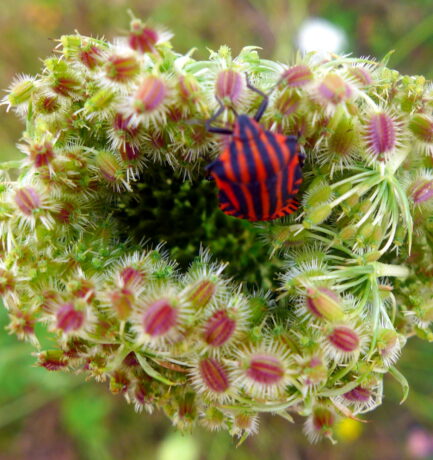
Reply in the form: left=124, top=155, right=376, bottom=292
left=410, top=179, right=433, bottom=204
left=120, top=266, right=144, bottom=287
left=282, top=64, right=313, bottom=87
left=327, top=325, right=360, bottom=352
left=119, top=143, right=141, bottom=162
left=71, top=279, right=95, bottom=303
left=365, top=112, right=397, bottom=157
left=52, top=76, right=80, bottom=97
left=35, top=95, right=61, bottom=115
left=305, top=406, right=336, bottom=442
left=246, top=354, right=285, bottom=384
left=28, top=141, right=55, bottom=168
left=14, top=187, right=41, bottom=215
left=343, top=385, right=371, bottom=402
left=203, top=309, right=236, bottom=347
left=134, top=76, right=167, bottom=113
left=56, top=302, right=85, bottom=332
left=187, top=280, right=216, bottom=309
left=199, top=357, right=230, bottom=393
left=348, top=66, right=373, bottom=86
left=79, top=45, right=102, bottom=69
left=110, top=288, right=134, bottom=320
left=105, top=55, right=140, bottom=83
left=216, top=69, right=243, bottom=102
left=177, top=74, right=200, bottom=103
left=305, top=287, right=344, bottom=321
left=129, top=22, right=159, bottom=53
left=318, top=74, right=351, bottom=104
left=142, top=299, right=177, bottom=336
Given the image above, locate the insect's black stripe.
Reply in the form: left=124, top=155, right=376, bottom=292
left=229, top=142, right=242, bottom=182
left=246, top=125, right=275, bottom=180
left=246, top=181, right=263, bottom=220
left=229, top=182, right=249, bottom=217
left=238, top=122, right=258, bottom=183
left=264, top=173, right=278, bottom=218
left=264, top=131, right=286, bottom=170
left=280, top=161, right=290, bottom=206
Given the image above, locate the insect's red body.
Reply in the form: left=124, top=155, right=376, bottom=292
left=207, top=114, right=303, bottom=221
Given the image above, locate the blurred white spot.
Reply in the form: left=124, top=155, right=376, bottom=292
left=297, top=18, right=347, bottom=55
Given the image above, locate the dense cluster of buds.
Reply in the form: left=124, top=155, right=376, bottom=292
left=1, top=15, right=433, bottom=443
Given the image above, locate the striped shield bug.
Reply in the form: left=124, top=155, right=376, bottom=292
left=205, top=75, right=303, bottom=222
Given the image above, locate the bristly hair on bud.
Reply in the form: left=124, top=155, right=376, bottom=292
left=232, top=340, right=293, bottom=399
left=408, top=113, right=433, bottom=156
left=199, top=293, right=250, bottom=355
left=120, top=74, right=172, bottom=128
left=281, top=64, right=314, bottom=88
left=130, top=288, right=191, bottom=349
left=315, top=73, right=352, bottom=114
left=229, top=412, right=259, bottom=438
left=215, top=69, right=244, bottom=105
left=322, top=322, right=369, bottom=363
left=363, top=109, right=404, bottom=162
left=297, top=285, right=345, bottom=322
left=333, top=379, right=383, bottom=415
left=1, top=74, right=37, bottom=116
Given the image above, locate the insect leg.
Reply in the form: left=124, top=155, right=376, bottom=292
left=245, top=73, right=268, bottom=122
left=205, top=97, right=233, bottom=135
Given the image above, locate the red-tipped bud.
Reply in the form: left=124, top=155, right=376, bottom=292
left=37, top=350, right=68, bottom=371
left=0, top=268, right=15, bottom=294
left=51, top=75, right=81, bottom=97
left=199, top=357, right=230, bottom=393
left=282, top=64, right=313, bottom=87
left=120, top=266, right=144, bottom=287
left=134, top=76, right=167, bottom=113
left=69, top=279, right=95, bottom=303
left=110, top=288, right=134, bottom=320
left=129, top=21, right=159, bottom=53
left=203, top=309, right=236, bottom=347
left=343, top=385, right=371, bottom=402
left=305, top=406, right=336, bottom=442
left=14, top=187, right=41, bottom=215
left=113, top=113, right=140, bottom=138
left=28, top=141, right=55, bottom=168
left=35, top=95, right=61, bottom=115
left=142, top=299, right=177, bottom=336
left=105, top=55, right=140, bottom=83
left=79, top=45, right=103, bottom=69
left=216, top=69, right=243, bottom=102
left=275, top=91, right=301, bottom=116
left=348, top=66, right=373, bottom=86
left=409, top=114, right=433, bottom=143
left=119, top=143, right=141, bottom=161
left=365, top=112, right=397, bottom=157
left=246, top=354, right=285, bottom=384
left=95, top=150, right=124, bottom=184
left=55, top=202, right=74, bottom=225
left=327, top=325, right=360, bottom=352
left=318, top=74, right=351, bottom=104
left=187, top=280, right=216, bottom=309
left=305, top=287, right=345, bottom=322
left=177, top=74, right=201, bottom=103
left=410, top=179, right=433, bottom=204
left=56, top=302, right=85, bottom=332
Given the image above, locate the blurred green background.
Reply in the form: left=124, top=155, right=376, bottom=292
left=1, top=0, right=433, bottom=459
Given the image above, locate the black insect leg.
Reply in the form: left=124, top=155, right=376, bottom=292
left=205, top=97, right=234, bottom=135
left=245, top=73, right=269, bottom=122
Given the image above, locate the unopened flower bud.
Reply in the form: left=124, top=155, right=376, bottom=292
left=142, top=299, right=177, bottom=336
left=199, top=357, right=230, bottom=393
left=282, top=64, right=313, bottom=87
left=202, top=309, right=236, bottom=347
left=409, top=113, right=433, bottom=143
left=304, top=204, right=333, bottom=227
left=133, top=76, right=167, bottom=113
left=348, top=66, right=373, bottom=86
left=105, top=55, right=140, bottom=83
left=305, top=406, right=336, bottom=443
left=187, top=280, right=216, bottom=309
left=14, top=187, right=41, bottom=215
left=28, top=140, right=55, bottom=168
left=305, top=287, right=344, bottom=322
left=275, top=91, right=301, bottom=116
left=343, top=385, right=371, bottom=402
left=129, top=21, right=159, bottom=53
left=56, top=302, right=85, bottom=332
left=365, top=112, right=397, bottom=157
left=216, top=69, right=243, bottom=102
left=37, top=350, right=68, bottom=371
left=318, top=74, right=351, bottom=105
left=110, top=288, right=134, bottom=320
left=0, top=268, right=15, bottom=294
left=327, top=325, right=360, bottom=353
left=409, top=179, right=433, bottom=204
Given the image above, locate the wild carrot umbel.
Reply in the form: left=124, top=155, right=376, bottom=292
left=1, top=16, right=432, bottom=443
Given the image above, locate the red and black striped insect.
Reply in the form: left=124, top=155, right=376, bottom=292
left=205, top=76, right=304, bottom=222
